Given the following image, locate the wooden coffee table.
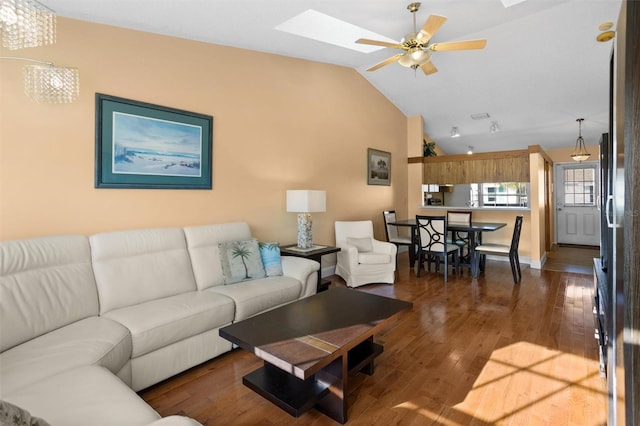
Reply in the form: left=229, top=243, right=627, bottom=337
left=219, top=287, right=412, bottom=424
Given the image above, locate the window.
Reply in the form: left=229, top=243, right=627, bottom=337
left=471, top=182, right=529, bottom=207
left=563, top=167, right=596, bottom=206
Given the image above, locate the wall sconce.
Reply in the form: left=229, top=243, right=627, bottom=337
left=1, top=56, right=80, bottom=103
left=0, top=0, right=56, bottom=50
left=450, top=127, right=460, bottom=138
left=571, top=118, right=591, bottom=162
left=286, top=190, right=326, bottom=250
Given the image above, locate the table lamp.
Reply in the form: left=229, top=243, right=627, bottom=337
left=286, top=190, right=326, bottom=249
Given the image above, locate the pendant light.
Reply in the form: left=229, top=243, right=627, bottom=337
left=571, top=118, right=590, bottom=162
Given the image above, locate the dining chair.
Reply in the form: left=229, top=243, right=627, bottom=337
left=447, top=210, right=472, bottom=262
left=473, top=216, right=523, bottom=283
left=415, top=215, right=459, bottom=282
left=383, top=210, right=414, bottom=267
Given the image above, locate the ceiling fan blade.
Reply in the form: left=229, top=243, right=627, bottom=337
left=356, top=38, right=403, bottom=49
left=429, top=39, right=487, bottom=51
left=421, top=61, right=438, bottom=76
left=420, top=14, right=447, bottom=40
left=366, top=54, right=403, bottom=72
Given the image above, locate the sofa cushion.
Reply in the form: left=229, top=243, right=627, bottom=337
left=358, top=253, right=392, bottom=265
left=0, top=316, right=131, bottom=396
left=208, top=276, right=301, bottom=321
left=90, top=228, right=197, bottom=315
left=3, top=366, right=161, bottom=426
left=218, top=239, right=266, bottom=284
left=259, top=242, right=283, bottom=277
left=0, top=235, right=98, bottom=352
left=184, top=222, right=253, bottom=290
left=103, top=291, right=235, bottom=358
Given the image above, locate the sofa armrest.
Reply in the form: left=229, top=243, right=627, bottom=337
left=281, top=256, right=319, bottom=298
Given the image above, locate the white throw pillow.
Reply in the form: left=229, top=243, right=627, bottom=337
left=346, top=236, right=373, bottom=252
left=218, top=239, right=266, bottom=284
left=0, top=400, right=51, bottom=426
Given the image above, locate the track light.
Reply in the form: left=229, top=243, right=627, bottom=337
left=450, top=126, right=460, bottom=138
left=489, top=121, right=500, bottom=134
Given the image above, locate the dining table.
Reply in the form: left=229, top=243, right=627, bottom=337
left=388, top=219, right=507, bottom=278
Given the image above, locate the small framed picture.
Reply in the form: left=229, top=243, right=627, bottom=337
left=367, top=148, right=391, bottom=186
left=95, top=94, right=213, bottom=189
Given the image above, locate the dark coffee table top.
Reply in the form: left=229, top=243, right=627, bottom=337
left=220, top=287, right=412, bottom=379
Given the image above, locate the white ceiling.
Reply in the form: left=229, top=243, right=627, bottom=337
left=45, top=0, right=622, bottom=155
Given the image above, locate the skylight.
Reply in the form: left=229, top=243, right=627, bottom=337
left=274, top=9, right=397, bottom=53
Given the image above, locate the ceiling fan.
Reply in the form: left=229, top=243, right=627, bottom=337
left=356, top=2, right=487, bottom=76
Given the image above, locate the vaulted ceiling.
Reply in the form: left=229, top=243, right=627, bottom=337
left=45, top=0, right=622, bottom=154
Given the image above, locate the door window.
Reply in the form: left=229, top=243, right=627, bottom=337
left=564, top=167, right=596, bottom=206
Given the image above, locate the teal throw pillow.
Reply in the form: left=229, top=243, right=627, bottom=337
left=259, top=242, right=283, bottom=277
left=218, top=239, right=266, bottom=284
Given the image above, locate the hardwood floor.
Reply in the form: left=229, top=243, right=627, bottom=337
left=542, top=245, right=600, bottom=275
left=140, top=253, right=607, bottom=425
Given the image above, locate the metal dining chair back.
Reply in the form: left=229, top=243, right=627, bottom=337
left=415, top=215, right=459, bottom=282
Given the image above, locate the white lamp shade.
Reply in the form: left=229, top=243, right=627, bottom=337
left=286, top=190, right=326, bottom=213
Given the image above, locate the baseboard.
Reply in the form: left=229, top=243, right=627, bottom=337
left=530, top=251, right=546, bottom=270
left=557, top=243, right=600, bottom=249
left=321, top=265, right=336, bottom=278
left=483, top=254, right=533, bottom=268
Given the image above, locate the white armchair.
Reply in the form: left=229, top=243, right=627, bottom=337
left=334, top=220, right=396, bottom=288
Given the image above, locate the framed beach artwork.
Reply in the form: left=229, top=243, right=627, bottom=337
left=95, top=94, right=213, bottom=189
left=367, top=148, right=391, bottom=186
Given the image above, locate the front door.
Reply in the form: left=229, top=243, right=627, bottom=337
left=555, top=162, right=600, bottom=246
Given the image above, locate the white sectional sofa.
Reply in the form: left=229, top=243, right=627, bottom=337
left=0, top=222, right=319, bottom=426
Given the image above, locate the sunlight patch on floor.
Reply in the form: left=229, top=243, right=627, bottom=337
left=393, top=341, right=607, bottom=425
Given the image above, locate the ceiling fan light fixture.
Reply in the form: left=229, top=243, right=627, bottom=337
left=410, top=48, right=430, bottom=64
left=356, top=3, right=486, bottom=75
left=570, top=118, right=590, bottom=162
left=398, top=52, right=413, bottom=67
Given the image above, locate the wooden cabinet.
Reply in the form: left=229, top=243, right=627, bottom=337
left=408, top=146, right=553, bottom=185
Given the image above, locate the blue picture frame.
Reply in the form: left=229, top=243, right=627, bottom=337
left=95, top=94, right=213, bottom=189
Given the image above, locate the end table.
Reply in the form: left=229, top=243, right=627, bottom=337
left=280, top=244, right=341, bottom=293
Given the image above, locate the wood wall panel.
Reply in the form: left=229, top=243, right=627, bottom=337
left=421, top=151, right=530, bottom=184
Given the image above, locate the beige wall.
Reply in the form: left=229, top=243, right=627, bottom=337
left=0, top=18, right=408, bottom=245
left=546, top=145, right=600, bottom=163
